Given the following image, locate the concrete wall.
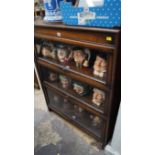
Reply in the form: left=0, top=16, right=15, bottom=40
left=105, top=104, right=121, bottom=155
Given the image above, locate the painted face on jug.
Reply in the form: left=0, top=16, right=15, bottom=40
left=59, top=75, right=70, bottom=89
left=73, top=50, right=86, bottom=65
left=94, top=56, right=107, bottom=72
left=92, top=116, right=101, bottom=126
left=92, top=88, right=105, bottom=106
left=73, top=85, right=84, bottom=94
left=93, top=92, right=103, bottom=103
left=93, top=56, right=107, bottom=77
left=49, top=73, right=57, bottom=82
left=57, top=48, right=68, bottom=62
left=62, top=78, right=69, bottom=88
left=42, top=47, right=50, bottom=57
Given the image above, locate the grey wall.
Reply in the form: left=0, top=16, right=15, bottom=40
left=111, top=104, right=121, bottom=154
left=105, top=104, right=121, bottom=155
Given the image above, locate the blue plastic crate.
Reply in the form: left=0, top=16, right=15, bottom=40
left=60, top=0, right=121, bottom=28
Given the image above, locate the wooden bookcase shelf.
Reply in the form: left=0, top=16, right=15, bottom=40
left=46, top=87, right=105, bottom=140
left=34, top=20, right=121, bottom=148
left=37, top=57, right=109, bottom=91
left=43, top=81, right=106, bottom=118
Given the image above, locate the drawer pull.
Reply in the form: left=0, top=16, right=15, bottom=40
left=56, top=32, right=62, bottom=37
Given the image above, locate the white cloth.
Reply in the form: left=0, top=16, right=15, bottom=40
left=78, top=0, right=104, bottom=7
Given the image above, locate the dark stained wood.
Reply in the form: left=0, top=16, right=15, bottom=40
left=34, top=33, right=115, bottom=52
left=35, top=26, right=116, bottom=45
left=48, top=103, right=104, bottom=141
left=41, top=57, right=107, bottom=84
left=37, top=57, right=110, bottom=92
left=34, top=19, right=120, bottom=33
left=43, top=80, right=107, bottom=118
left=45, top=86, right=106, bottom=140
left=34, top=70, right=40, bottom=89
left=106, top=54, right=113, bottom=85
left=106, top=32, right=121, bottom=144
left=34, top=20, right=121, bottom=149
left=34, top=44, right=50, bottom=105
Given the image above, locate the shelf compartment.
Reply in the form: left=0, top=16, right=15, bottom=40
left=46, top=87, right=106, bottom=140
left=38, top=57, right=110, bottom=92
left=43, top=81, right=107, bottom=118
left=34, top=33, right=115, bottom=53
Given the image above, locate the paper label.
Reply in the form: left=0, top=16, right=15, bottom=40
left=78, top=8, right=96, bottom=25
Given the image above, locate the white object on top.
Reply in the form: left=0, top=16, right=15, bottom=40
left=78, top=0, right=104, bottom=7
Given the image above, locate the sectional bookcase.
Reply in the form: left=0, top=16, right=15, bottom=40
left=34, top=20, right=121, bottom=148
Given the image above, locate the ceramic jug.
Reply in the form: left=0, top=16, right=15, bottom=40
left=43, top=0, right=63, bottom=22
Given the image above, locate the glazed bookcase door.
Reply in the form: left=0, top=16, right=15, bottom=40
left=38, top=40, right=109, bottom=83
left=40, top=66, right=108, bottom=116
left=46, top=87, right=106, bottom=140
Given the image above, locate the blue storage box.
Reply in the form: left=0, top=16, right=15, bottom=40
left=60, top=0, right=121, bottom=28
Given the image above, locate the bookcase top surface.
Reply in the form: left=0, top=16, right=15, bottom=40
left=34, top=19, right=120, bottom=33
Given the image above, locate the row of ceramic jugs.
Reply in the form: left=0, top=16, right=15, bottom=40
left=49, top=72, right=106, bottom=107
left=52, top=91, right=102, bottom=128
left=41, top=42, right=107, bottom=78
